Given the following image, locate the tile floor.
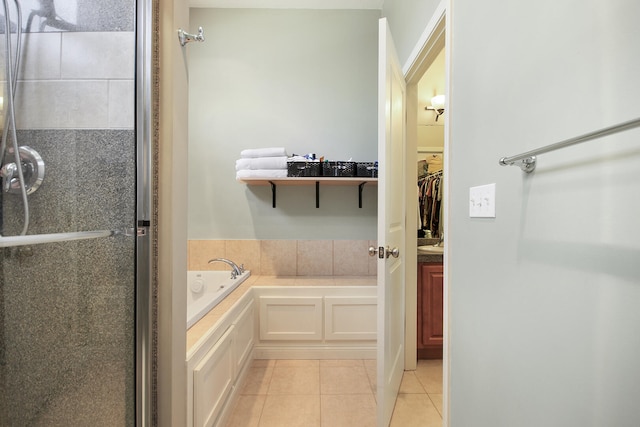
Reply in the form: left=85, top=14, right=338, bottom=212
left=224, top=359, right=443, bottom=427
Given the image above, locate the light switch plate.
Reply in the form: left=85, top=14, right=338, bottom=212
left=469, top=183, right=496, bottom=218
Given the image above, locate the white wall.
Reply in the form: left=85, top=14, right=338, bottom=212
left=381, top=0, right=442, bottom=67
left=449, top=1, right=640, bottom=425
left=188, top=8, right=380, bottom=240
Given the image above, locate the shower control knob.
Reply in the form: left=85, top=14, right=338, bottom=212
left=2, top=146, right=45, bottom=195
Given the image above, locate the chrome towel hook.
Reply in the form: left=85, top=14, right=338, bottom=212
left=178, top=27, right=205, bottom=46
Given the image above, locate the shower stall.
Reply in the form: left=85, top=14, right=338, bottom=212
left=0, top=0, right=152, bottom=425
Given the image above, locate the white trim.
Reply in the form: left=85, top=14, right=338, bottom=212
left=418, top=146, right=444, bottom=153
left=401, top=2, right=450, bottom=426
left=190, top=0, right=384, bottom=9
left=253, top=345, right=376, bottom=359
left=402, top=0, right=447, bottom=77
left=442, top=4, right=451, bottom=425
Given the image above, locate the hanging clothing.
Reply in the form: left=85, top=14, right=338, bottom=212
left=418, top=172, right=442, bottom=238
left=426, top=154, right=443, bottom=173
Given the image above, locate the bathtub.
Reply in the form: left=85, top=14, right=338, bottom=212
left=187, top=270, right=251, bottom=328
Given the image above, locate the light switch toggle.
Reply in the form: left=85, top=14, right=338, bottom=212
left=469, top=183, right=496, bottom=218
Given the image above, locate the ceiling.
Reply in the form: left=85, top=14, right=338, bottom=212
left=189, top=0, right=384, bottom=9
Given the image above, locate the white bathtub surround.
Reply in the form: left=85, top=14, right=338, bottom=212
left=187, top=270, right=251, bottom=328
left=186, top=275, right=377, bottom=427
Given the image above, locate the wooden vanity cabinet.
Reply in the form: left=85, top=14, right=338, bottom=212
left=417, top=262, right=443, bottom=359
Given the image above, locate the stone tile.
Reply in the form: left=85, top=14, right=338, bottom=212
left=251, top=359, right=277, bottom=368
left=429, top=394, right=443, bottom=417
left=252, top=276, right=297, bottom=286
left=320, top=359, right=364, bottom=368
left=15, top=81, right=109, bottom=129
left=224, top=394, right=265, bottom=427
left=389, top=394, right=442, bottom=427
left=321, top=394, right=376, bottom=427
left=14, top=33, right=62, bottom=80
left=399, top=371, right=426, bottom=394
left=61, top=32, right=134, bottom=79
left=320, top=365, right=372, bottom=395
left=333, top=240, right=370, bottom=276
left=241, top=365, right=274, bottom=396
left=364, top=359, right=377, bottom=394
left=260, top=240, right=297, bottom=276
left=259, top=395, right=320, bottom=427
left=275, top=360, right=319, bottom=368
left=73, top=1, right=135, bottom=31
left=108, top=80, right=135, bottom=129
left=297, top=240, right=333, bottom=276
left=268, top=365, right=319, bottom=395
left=188, top=240, right=226, bottom=271
left=294, top=276, right=335, bottom=286
left=226, top=240, right=262, bottom=275
left=414, top=360, right=443, bottom=394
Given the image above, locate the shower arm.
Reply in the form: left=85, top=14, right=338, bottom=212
left=178, top=27, right=204, bottom=46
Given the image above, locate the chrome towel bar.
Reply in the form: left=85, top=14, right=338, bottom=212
left=0, top=229, right=124, bottom=248
left=499, top=117, right=640, bottom=173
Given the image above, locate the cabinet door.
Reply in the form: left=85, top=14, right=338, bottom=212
left=193, top=325, right=235, bottom=427
left=417, top=263, right=443, bottom=359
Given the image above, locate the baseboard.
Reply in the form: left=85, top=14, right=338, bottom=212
left=253, top=345, right=376, bottom=360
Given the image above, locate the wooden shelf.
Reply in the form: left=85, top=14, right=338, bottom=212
left=238, top=177, right=378, bottom=208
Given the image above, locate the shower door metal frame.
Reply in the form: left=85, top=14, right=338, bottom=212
left=136, top=0, right=154, bottom=425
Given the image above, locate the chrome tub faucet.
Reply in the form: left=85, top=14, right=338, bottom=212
left=208, top=258, right=244, bottom=278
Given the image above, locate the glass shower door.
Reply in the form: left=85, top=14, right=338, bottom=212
left=0, top=1, right=140, bottom=425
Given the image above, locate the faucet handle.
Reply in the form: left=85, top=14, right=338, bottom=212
left=1, top=163, right=18, bottom=192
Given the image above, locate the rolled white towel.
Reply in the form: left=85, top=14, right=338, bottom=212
left=240, top=147, right=287, bottom=158
left=236, top=169, right=288, bottom=180
left=235, top=156, right=288, bottom=171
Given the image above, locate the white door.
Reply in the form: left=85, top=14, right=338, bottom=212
left=376, top=17, right=406, bottom=427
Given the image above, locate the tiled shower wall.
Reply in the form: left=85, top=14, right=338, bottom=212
left=0, top=20, right=136, bottom=427
left=11, top=31, right=134, bottom=129
left=189, top=240, right=378, bottom=276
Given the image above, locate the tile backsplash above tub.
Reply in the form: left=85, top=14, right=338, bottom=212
left=188, top=240, right=377, bottom=277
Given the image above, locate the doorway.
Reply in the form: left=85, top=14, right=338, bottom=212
left=402, top=3, right=448, bottom=424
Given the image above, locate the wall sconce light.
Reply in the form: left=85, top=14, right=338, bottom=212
left=425, top=95, right=445, bottom=121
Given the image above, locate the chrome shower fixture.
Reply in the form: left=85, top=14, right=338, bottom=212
left=178, top=27, right=205, bottom=46
left=0, top=146, right=45, bottom=195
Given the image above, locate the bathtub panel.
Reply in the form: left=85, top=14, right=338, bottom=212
left=233, top=301, right=255, bottom=374
left=259, top=296, right=323, bottom=341
left=193, top=325, right=235, bottom=427
left=324, top=296, right=377, bottom=340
